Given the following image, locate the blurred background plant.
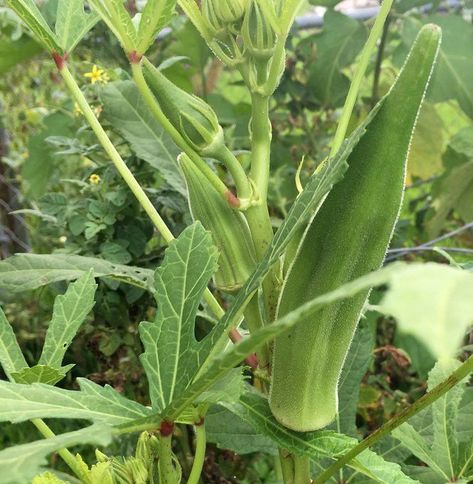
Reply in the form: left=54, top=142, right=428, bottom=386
left=0, top=0, right=472, bottom=480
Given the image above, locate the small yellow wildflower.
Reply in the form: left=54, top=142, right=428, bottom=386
left=89, top=174, right=101, bottom=185
left=84, top=65, right=109, bottom=85
left=59, top=236, right=67, bottom=244
left=94, top=105, right=103, bottom=118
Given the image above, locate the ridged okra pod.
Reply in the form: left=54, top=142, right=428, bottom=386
left=180, top=154, right=257, bottom=292
left=269, top=25, right=442, bottom=432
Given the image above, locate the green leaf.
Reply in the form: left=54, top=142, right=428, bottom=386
left=393, top=422, right=443, bottom=475
left=0, top=306, right=28, bottom=380
left=392, top=358, right=472, bottom=482
left=224, top=391, right=415, bottom=483
left=88, top=0, right=137, bottom=52
left=137, top=0, right=177, bottom=54
left=38, top=271, right=97, bottom=370
left=11, top=365, right=70, bottom=386
left=377, top=264, right=473, bottom=359
left=5, top=0, right=61, bottom=53
left=0, top=253, right=154, bottom=292
left=0, top=424, right=112, bottom=484
left=407, top=102, right=446, bottom=180
left=330, top=321, right=375, bottom=437
left=196, top=368, right=246, bottom=406
left=22, top=112, right=75, bottom=197
left=206, top=405, right=277, bottom=455
left=139, top=223, right=219, bottom=411
left=0, top=378, right=152, bottom=426
left=0, top=29, right=42, bottom=74
left=428, top=15, right=473, bottom=119
left=307, top=10, right=367, bottom=107
left=55, top=0, right=99, bottom=52
left=396, top=16, right=473, bottom=118
left=429, top=359, right=465, bottom=478
left=426, top=127, right=473, bottom=237
left=100, top=81, right=184, bottom=195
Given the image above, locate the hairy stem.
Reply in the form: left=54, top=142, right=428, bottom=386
left=371, top=15, right=391, bottom=106
left=187, top=423, right=206, bottom=484
left=158, top=434, right=178, bottom=484
left=330, top=0, right=394, bottom=157
left=244, top=295, right=270, bottom=371
left=246, top=93, right=279, bottom=322
left=32, top=419, right=91, bottom=484
left=279, top=449, right=295, bottom=484
left=293, top=455, right=311, bottom=484
left=216, top=145, right=253, bottom=208
left=314, top=355, right=473, bottom=483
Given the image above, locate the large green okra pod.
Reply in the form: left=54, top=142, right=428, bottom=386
left=180, top=154, right=257, bottom=292
left=269, top=25, right=441, bottom=432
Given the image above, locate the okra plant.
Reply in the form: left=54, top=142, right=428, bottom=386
left=1, top=1, right=473, bottom=483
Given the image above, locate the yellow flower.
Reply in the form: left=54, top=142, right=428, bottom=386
left=89, top=174, right=101, bottom=185
left=84, top=65, right=109, bottom=85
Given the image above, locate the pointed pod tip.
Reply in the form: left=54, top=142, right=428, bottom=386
left=420, top=23, right=442, bottom=40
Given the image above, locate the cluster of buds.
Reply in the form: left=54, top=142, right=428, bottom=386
left=201, top=0, right=278, bottom=77
left=202, top=0, right=248, bottom=34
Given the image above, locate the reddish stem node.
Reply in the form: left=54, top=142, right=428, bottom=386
left=159, top=420, right=175, bottom=437
left=194, top=417, right=205, bottom=427
left=225, top=190, right=240, bottom=208
left=128, top=50, right=143, bottom=64
left=52, top=51, right=68, bottom=70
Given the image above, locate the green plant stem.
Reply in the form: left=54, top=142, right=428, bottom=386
left=187, top=424, right=206, bottom=484
left=293, top=455, right=311, bottom=484
left=330, top=0, right=394, bottom=157
left=158, top=434, right=178, bottom=484
left=314, top=355, right=473, bottom=484
left=279, top=449, right=295, bottom=484
left=216, top=145, right=253, bottom=207
left=130, top=61, right=229, bottom=200
left=371, top=15, right=391, bottom=107
left=246, top=93, right=279, bottom=321
left=244, top=296, right=270, bottom=371
left=59, top=63, right=226, bottom=326
left=32, top=419, right=90, bottom=484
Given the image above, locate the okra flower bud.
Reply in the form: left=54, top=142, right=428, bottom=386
left=242, top=0, right=277, bottom=59
left=142, top=59, right=225, bottom=158
left=180, top=154, right=257, bottom=292
left=203, top=0, right=248, bottom=31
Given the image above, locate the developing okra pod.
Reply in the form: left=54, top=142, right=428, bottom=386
left=269, top=25, right=442, bottom=432
left=179, top=154, right=257, bottom=292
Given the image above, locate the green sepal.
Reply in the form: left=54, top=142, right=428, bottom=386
left=202, top=0, right=248, bottom=31
left=269, top=25, right=442, bottom=432
left=180, top=154, right=257, bottom=292
left=142, top=58, right=225, bottom=157
left=242, top=0, right=277, bottom=59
